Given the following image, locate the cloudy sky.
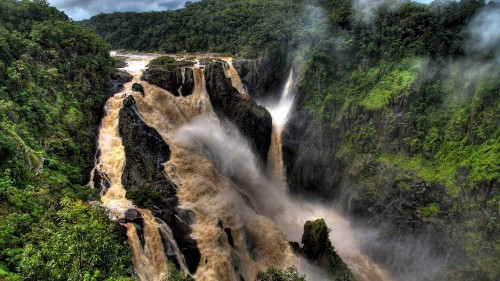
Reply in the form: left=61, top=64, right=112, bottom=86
left=47, top=0, right=199, bottom=20
left=48, top=0, right=482, bottom=21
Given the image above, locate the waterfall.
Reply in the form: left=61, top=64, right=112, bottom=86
left=94, top=53, right=390, bottom=281
left=93, top=53, right=190, bottom=281
left=266, top=70, right=295, bottom=188
left=129, top=61, right=294, bottom=280
left=221, top=57, right=249, bottom=97
left=258, top=68, right=392, bottom=281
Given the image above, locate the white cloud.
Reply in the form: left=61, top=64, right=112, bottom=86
left=48, top=0, right=197, bottom=20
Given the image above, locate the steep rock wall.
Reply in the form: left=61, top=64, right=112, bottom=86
left=233, top=50, right=287, bottom=99
left=205, top=62, right=273, bottom=165
left=119, top=95, right=201, bottom=273
left=141, top=67, right=195, bottom=96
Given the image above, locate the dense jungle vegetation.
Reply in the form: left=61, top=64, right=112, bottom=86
left=1, top=0, right=498, bottom=280
left=80, top=0, right=309, bottom=58
left=0, top=0, right=132, bottom=280
left=289, top=0, right=499, bottom=280
left=84, top=0, right=498, bottom=279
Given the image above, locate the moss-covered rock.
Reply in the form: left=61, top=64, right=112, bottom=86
left=293, top=219, right=354, bottom=281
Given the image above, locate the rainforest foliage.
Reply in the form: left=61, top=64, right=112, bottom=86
left=1, top=0, right=499, bottom=280
left=0, top=0, right=132, bottom=280
left=80, top=0, right=310, bottom=58
left=296, top=0, right=499, bottom=280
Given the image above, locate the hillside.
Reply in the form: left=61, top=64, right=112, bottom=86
left=0, top=1, right=132, bottom=280
left=283, top=1, right=499, bottom=280
left=1, top=0, right=498, bottom=280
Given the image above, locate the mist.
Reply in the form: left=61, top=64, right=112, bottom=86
left=174, top=114, right=393, bottom=280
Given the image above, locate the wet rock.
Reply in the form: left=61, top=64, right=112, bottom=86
left=132, top=83, right=145, bottom=96
left=109, top=69, right=133, bottom=95
left=180, top=68, right=194, bottom=96
left=288, top=241, right=305, bottom=256
left=141, top=66, right=195, bottom=97
left=141, top=67, right=183, bottom=95
left=119, top=95, right=201, bottom=273
left=119, top=95, right=177, bottom=209
left=299, top=219, right=354, bottom=280
left=93, top=167, right=111, bottom=195
left=169, top=217, right=201, bottom=274
left=176, top=208, right=196, bottom=225
left=204, top=62, right=272, bottom=164
left=233, top=50, right=287, bottom=99
left=124, top=209, right=143, bottom=224
left=113, top=56, right=127, bottom=68
left=224, top=228, right=234, bottom=247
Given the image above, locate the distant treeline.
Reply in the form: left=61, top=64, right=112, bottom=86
left=80, top=0, right=306, bottom=58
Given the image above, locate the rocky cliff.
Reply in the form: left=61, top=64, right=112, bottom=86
left=282, top=57, right=499, bottom=280
left=141, top=66, right=195, bottom=96
left=119, top=95, right=201, bottom=273
left=233, top=50, right=288, bottom=100
left=205, top=62, right=273, bottom=165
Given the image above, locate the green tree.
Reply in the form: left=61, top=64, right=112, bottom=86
left=18, top=199, right=132, bottom=281
left=257, top=266, right=306, bottom=281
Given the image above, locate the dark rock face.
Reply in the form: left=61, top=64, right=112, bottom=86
left=233, top=50, right=287, bottom=99
left=141, top=67, right=183, bottom=95
left=118, top=95, right=200, bottom=273
left=282, top=86, right=313, bottom=194
left=180, top=68, right=194, bottom=96
left=141, top=67, right=194, bottom=96
left=224, top=228, right=234, bottom=247
left=204, top=62, right=272, bottom=164
left=109, top=69, right=133, bottom=95
left=292, top=219, right=353, bottom=280
left=92, top=165, right=111, bottom=195
left=283, top=81, right=454, bottom=279
left=124, top=209, right=143, bottom=224
left=119, top=96, right=177, bottom=209
left=132, top=83, right=145, bottom=96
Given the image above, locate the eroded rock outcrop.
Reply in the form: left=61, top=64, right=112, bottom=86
left=109, top=69, right=133, bottom=95
left=204, top=62, right=272, bottom=164
left=141, top=67, right=195, bottom=96
left=233, top=50, right=287, bottom=99
left=118, top=95, right=201, bottom=273
left=291, top=219, right=354, bottom=281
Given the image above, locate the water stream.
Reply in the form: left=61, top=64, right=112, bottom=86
left=95, top=52, right=391, bottom=281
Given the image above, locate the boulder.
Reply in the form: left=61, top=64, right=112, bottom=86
left=132, top=83, right=145, bottom=96
left=291, top=219, right=354, bottom=281
left=141, top=67, right=183, bottom=95
left=109, top=69, right=133, bottom=95
left=141, top=66, right=196, bottom=97
left=124, top=209, right=143, bottom=224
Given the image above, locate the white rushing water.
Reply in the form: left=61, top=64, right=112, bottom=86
left=265, top=70, right=295, bottom=129
left=259, top=68, right=391, bottom=281
left=94, top=52, right=188, bottom=281
left=95, top=52, right=390, bottom=281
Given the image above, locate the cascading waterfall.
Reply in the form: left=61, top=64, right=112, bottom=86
left=221, top=57, right=249, bottom=97
left=264, top=70, right=295, bottom=188
left=93, top=53, right=190, bottom=281
left=94, top=52, right=390, bottom=281
left=259, top=68, right=391, bottom=281
left=129, top=63, right=294, bottom=281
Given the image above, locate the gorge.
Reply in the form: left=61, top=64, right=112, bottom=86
left=93, top=52, right=378, bottom=281
left=0, top=1, right=498, bottom=281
